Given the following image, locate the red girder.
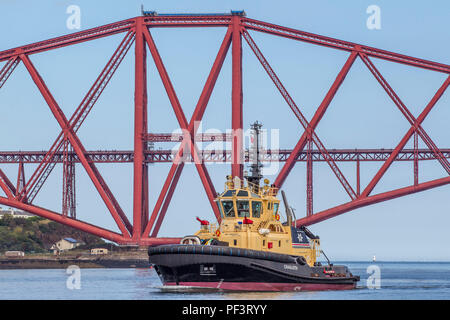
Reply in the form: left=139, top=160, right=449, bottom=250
left=241, top=18, right=450, bottom=74
left=414, top=132, right=419, bottom=186
left=0, top=148, right=449, bottom=164
left=0, top=19, right=135, bottom=62
left=274, top=50, right=359, bottom=188
left=306, top=138, right=313, bottom=217
left=361, top=75, right=450, bottom=197
left=16, top=161, right=25, bottom=199
left=242, top=28, right=357, bottom=200
left=0, top=14, right=448, bottom=245
left=20, top=54, right=132, bottom=237
left=133, top=17, right=149, bottom=239
left=141, top=25, right=232, bottom=237
left=144, top=15, right=232, bottom=28
left=359, top=54, right=450, bottom=177
left=231, top=16, right=244, bottom=179
left=0, top=169, right=16, bottom=199
left=62, top=142, right=76, bottom=218
left=22, top=31, right=135, bottom=204
left=0, top=57, right=19, bottom=89
left=145, top=133, right=232, bottom=142
left=297, top=176, right=450, bottom=227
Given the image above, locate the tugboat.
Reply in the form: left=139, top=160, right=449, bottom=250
left=148, top=122, right=359, bottom=292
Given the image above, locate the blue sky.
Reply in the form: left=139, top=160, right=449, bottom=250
left=0, top=0, right=449, bottom=260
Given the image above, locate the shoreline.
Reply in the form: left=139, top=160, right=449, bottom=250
left=2, top=258, right=449, bottom=270
left=0, top=254, right=151, bottom=269
left=0, top=259, right=150, bottom=269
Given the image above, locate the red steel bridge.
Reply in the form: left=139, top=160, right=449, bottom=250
left=0, top=12, right=449, bottom=245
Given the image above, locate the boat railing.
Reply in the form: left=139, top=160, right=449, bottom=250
left=311, top=239, right=321, bottom=260
left=224, top=178, right=278, bottom=197
left=246, top=180, right=279, bottom=197
left=265, top=185, right=279, bottom=197
left=209, top=223, right=219, bottom=235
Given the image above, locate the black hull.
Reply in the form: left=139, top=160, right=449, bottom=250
left=148, top=244, right=359, bottom=292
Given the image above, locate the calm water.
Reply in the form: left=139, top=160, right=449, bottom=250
left=0, top=262, right=449, bottom=300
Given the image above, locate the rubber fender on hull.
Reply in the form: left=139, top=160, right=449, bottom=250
left=148, top=244, right=305, bottom=264
left=296, top=256, right=307, bottom=265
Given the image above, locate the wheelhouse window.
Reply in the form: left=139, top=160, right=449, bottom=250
left=273, top=202, right=279, bottom=215
left=237, top=190, right=248, bottom=197
left=222, top=190, right=236, bottom=197
left=251, top=201, right=262, bottom=218
left=222, top=200, right=235, bottom=218
left=237, top=200, right=250, bottom=217
left=215, top=201, right=224, bottom=218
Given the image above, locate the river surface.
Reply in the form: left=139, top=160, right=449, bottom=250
left=0, top=262, right=449, bottom=299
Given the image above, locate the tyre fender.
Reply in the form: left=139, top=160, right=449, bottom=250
left=180, top=235, right=201, bottom=245
left=296, top=256, right=307, bottom=265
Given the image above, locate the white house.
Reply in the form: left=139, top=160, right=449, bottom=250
left=51, top=238, right=84, bottom=253
left=0, top=208, right=34, bottom=219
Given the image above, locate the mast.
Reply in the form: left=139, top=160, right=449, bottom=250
left=246, top=121, right=263, bottom=186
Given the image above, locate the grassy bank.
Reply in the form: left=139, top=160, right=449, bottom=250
left=0, top=215, right=109, bottom=254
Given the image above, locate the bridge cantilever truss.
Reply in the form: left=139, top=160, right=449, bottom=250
left=0, top=13, right=448, bottom=245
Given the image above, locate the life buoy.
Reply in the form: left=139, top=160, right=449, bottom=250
left=215, top=229, right=221, bottom=237
left=275, top=214, right=280, bottom=221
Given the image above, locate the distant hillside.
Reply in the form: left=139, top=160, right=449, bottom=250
left=0, top=215, right=107, bottom=253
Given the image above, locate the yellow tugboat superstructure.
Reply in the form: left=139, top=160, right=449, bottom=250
left=190, top=176, right=321, bottom=267
left=149, top=121, right=359, bottom=291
